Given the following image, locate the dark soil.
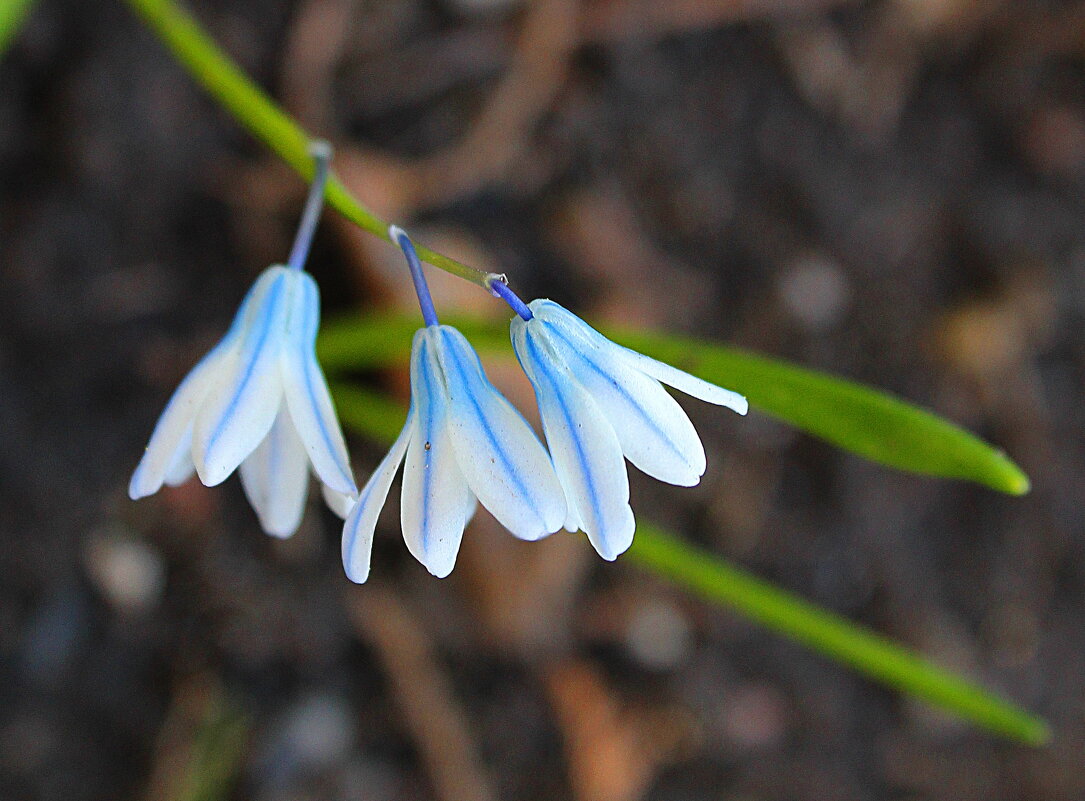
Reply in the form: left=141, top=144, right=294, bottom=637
left=2, top=1, right=1084, bottom=800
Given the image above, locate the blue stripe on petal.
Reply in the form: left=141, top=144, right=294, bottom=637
left=129, top=339, right=235, bottom=499
left=541, top=319, right=705, bottom=486
left=533, top=298, right=747, bottom=414
left=341, top=406, right=413, bottom=583
left=437, top=326, right=565, bottom=540
left=400, top=330, right=471, bottom=578
left=239, top=405, right=311, bottom=538
left=281, top=273, right=357, bottom=495
left=512, top=322, right=635, bottom=560
left=193, top=269, right=293, bottom=486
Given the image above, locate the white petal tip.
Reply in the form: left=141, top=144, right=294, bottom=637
left=508, top=526, right=556, bottom=543
left=593, top=539, right=632, bottom=562
left=344, top=565, right=370, bottom=584
left=264, top=527, right=297, bottom=540
left=193, top=458, right=232, bottom=488
left=669, top=473, right=702, bottom=488
left=586, top=507, right=636, bottom=562
left=427, top=562, right=456, bottom=579
left=128, top=468, right=157, bottom=501
left=734, top=397, right=749, bottom=415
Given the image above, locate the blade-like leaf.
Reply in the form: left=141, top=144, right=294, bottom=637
left=328, top=381, right=1047, bottom=744
left=318, top=313, right=1030, bottom=495
left=121, top=0, right=486, bottom=286
left=615, top=327, right=1030, bottom=495
left=328, top=380, right=408, bottom=443
left=628, top=523, right=1049, bottom=745
left=0, top=0, right=37, bottom=58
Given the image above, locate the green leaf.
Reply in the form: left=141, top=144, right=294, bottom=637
left=0, top=0, right=37, bottom=58
left=628, top=523, right=1050, bottom=745
left=328, top=380, right=408, bottom=443
left=317, top=312, right=1030, bottom=495
left=326, top=381, right=1048, bottom=744
left=121, top=0, right=486, bottom=286
left=614, top=327, right=1030, bottom=495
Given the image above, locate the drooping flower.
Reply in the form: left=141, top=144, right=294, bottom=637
left=129, top=143, right=357, bottom=536
left=491, top=281, right=747, bottom=561
left=340, top=229, right=566, bottom=583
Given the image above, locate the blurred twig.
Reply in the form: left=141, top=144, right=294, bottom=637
left=412, top=0, right=580, bottom=205
left=343, top=585, right=500, bottom=801
left=545, top=660, right=667, bottom=801
left=580, top=0, right=861, bottom=41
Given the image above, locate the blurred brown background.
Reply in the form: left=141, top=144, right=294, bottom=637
left=2, top=0, right=1084, bottom=799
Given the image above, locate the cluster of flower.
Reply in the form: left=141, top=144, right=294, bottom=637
left=129, top=145, right=747, bottom=583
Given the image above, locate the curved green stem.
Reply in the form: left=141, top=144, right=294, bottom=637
left=122, top=0, right=487, bottom=286
left=0, top=0, right=36, bottom=57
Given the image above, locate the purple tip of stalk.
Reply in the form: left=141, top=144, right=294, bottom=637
left=488, top=277, right=533, bottom=321
left=390, top=225, right=439, bottom=327
left=287, top=140, right=333, bottom=271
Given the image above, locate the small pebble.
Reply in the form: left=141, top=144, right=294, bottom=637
left=83, top=526, right=165, bottom=614
left=625, top=598, right=693, bottom=671
left=777, top=254, right=852, bottom=332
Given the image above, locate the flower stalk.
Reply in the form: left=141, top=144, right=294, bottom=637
left=121, top=0, right=489, bottom=286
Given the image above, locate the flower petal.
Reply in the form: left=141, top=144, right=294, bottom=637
left=341, top=410, right=413, bottom=584
left=193, top=267, right=294, bottom=486
left=128, top=342, right=233, bottom=499
left=540, top=317, right=706, bottom=486
left=617, top=347, right=749, bottom=414
left=280, top=272, right=357, bottom=496
left=239, top=406, right=311, bottom=538
left=512, top=321, right=635, bottom=561
left=323, top=484, right=355, bottom=519
left=434, top=326, right=566, bottom=541
left=532, top=298, right=748, bottom=414
left=163, top=426, right=196, bottom=487
left=400, top=331, right=473, bottom=579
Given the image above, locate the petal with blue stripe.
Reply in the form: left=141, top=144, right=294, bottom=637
left=400, top=331, right=472, bottom=579
left=436, top=326, right=565, bottom=541
left=239, top=405, right=311, bottom=538
left=531, top=298, right=748, bottom=414
left=617, top=346, right=748, bottom=414
left=540, top=318, right=706, bottom=486
left=128, top=341, right=233, bottom=499
left=193, top=267, right=293, bottom=486
left=280, top=272, right=357, bottom=496
left=512, top=321, right=635, bottom=560
left=341, top=409, right=413, bottom=584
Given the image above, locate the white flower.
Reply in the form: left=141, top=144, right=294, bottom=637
left=341, top=324, right=566, bottom=583
left=510, top=299, right=748, bottom=561
left=129, top=265, right=357, bottom=537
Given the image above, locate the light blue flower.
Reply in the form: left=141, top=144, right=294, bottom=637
left=341, top=230, right=566, bottom=583
left=129, top=142, right=357, bottom=537
left=506, top=296, right=748, bottom=562
left=128, top=265, right=358, bottom=535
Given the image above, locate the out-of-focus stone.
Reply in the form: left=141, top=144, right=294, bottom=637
left=624, top=597, right=693, bottom=671
left=777, top=253, right=852, bottom=333
left=83, top=525, right=166, bottom=615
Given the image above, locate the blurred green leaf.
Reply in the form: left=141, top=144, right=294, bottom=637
left=628, top=523, right=1049, bottom=745
left=0, top=0, right=37, bottom=57
left=329, top=380, right=408, bottom=442
left=327, top=381, right=1047, bottom=744
left=176, top=691, right=248, bottom=801
left=318, top=312, right=1029, bottom=495
left=122, top=0, right=486, bottom=285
